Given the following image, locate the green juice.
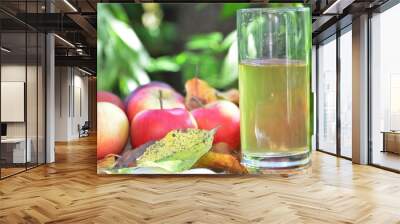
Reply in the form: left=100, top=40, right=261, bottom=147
left=239, top=59, right=310, bottom=158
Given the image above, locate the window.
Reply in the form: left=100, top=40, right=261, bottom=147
left=339, top=28, right=352, bottom=158
left=371, top=3, right=400, bottom=171
left=317, top=36, right=337, bottom=154
left=312, top=46, right=317, bottom=151
left=0, top=1, right=47, bottom=179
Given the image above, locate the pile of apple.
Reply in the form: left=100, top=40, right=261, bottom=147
left=97, top=81, right=240, bottom=161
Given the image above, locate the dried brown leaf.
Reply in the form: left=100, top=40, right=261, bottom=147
left=185, top=78, right=217, bottom=110
left=217, top=89, right=240, bottom=106
left=194, top=151, right=248, bottom=174
left=97, top=154, right=117, bottom=170
left=114, top=141, right=155, bottom=169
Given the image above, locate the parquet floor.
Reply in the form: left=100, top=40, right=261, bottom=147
left=373, top=150, right=400, bottom=171
left=1, top=167, right=26, bottom=178
left=1, top=135, right=400, bottom=224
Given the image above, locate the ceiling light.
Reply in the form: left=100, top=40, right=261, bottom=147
left=76, top=48, right=86, bottom=56
left=54, top=34, right=75, bottom=48
left=63, top=0, right=78, bottom=12
left=1, top=47, right=11, bottom=53
left=78, top=67, right=93, bottom=76
left=323, top=0, right=355, bottom=15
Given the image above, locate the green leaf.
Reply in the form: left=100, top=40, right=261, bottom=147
left=119, top=76, right=139, bottom=99
left=186, top=32, right=223, bottom=51
left=181, top=53, right=221, bottom=87
left=129, top=62, right=151, bottom=85
left=102, top=167, right=170, bottom=174
left=108, top=3, right=130, bottom=23
left=137, top=129, right=216, bottom=172
left=219, top=36, right=239, bottom=88
left=97, top=4, right=155, bottom=97
left=109, top=19, right=151, bottom=67
left=220, top=31, right=236, bottom=51
left=147, top=56, right=181, bottom=73
left=175, top=52, right=189, bottom=65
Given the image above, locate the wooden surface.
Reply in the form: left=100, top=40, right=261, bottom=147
left=383, top=132, right=400, bottom=154
left=1, top=135, right=400, bottom=223
left=372, top=150, right=400, bottom=171
left=0, top=167, right=25, bottom=177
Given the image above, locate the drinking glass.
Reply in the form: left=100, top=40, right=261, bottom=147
left=237, top=7, right=312, bottom=173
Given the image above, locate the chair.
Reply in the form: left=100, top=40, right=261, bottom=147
left=79, top=121, right=90, bottom=138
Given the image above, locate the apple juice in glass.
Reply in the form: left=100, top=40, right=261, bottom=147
left=237, top=7, right=312, bottom=172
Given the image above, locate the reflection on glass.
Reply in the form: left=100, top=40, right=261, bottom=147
left=38, top=33, right=46, bottom=165
left=318, top=38, right=337, bottom=154
left=1, top=32, right=27, bottom=177
left=0, top=1, right=47, bottom=179
left=371, top=4, right=400, bottom=171
left=27, top=31, right=38, bottom=169
left=340, top=29, right=352, bottom=158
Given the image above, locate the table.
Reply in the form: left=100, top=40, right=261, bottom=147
left=1, top=138, right=31, bottom=164
left=382, top=131, right=400, bottom=154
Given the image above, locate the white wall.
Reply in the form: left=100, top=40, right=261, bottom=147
left=1, top=65, right=38, bottom=138
left=1, top=65, right=26, bottom=140
left=70, top=73, right=89, bottom=139
left=55, top=67, right=89, bottom=141
left=55, top=67, right=70, bottom=141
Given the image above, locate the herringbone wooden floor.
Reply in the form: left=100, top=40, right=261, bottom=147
left=1, top=135, right=400, bottom=224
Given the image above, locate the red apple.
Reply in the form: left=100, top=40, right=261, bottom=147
left=131, top=108, right=197, bottom=148
left=126, top=82, right=185, bottom=122
left=97, top=91, right=125, bottom=111
left=125, top=81, right=172, bottom=106
left=191, top=100, right=240, bottom=150
left=97, top=102, right=129, bottom=159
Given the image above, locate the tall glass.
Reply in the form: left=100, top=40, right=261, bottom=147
left=237, top=7, right=312, bottom=173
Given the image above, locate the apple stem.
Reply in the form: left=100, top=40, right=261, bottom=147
left=195, top=64, right=199, bottom=79
left=195, top=64, right=199, bottom=96
left=192, top=96, right=204, bottom=107
left=159, top=90, right=163, bottom=110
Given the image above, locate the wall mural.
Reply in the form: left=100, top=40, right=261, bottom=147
left=97, top=3, right=312, bottom=175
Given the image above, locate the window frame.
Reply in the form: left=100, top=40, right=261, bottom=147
left=0, top=1, right=48, bottom=180
left=368, top=1, right=400, bottom=173
left=315, top=24, right=353, bottom=161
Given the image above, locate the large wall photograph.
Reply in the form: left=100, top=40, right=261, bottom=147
left=97, top=3, right=312, bottom=175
